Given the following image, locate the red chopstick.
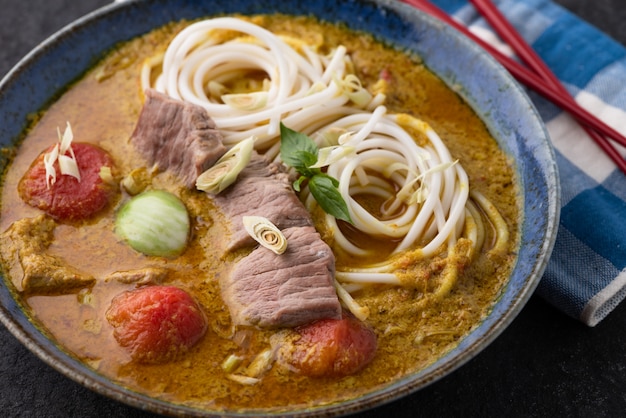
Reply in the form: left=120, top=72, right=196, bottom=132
left=400, top=0, right=626, bottom=174
left=469, top=0, right=626, bottom=173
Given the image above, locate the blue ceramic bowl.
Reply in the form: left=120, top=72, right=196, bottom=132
left=0, top=0, right=560, bottom=416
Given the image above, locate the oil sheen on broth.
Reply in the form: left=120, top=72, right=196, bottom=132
left=0, top=14, right=519, bottom=412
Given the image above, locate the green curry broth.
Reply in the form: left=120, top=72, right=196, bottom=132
left=0, top=15, right=519, bottom=411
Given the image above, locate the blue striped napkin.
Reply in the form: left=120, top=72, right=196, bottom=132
left=432, top=0, right=626, bottom=326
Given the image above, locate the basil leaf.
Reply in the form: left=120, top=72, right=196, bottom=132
left=293, top=175, right=307, bottom=192
left=308, top=175, right=352, bottom=223
left=293, top=150, right=319, bottom=169
left=292, top=150, right=321, bottom=177
left=279, top=123, right=353, bottom=224
left=280, top=123, right=319, bottom=170
left=319, top=173, right=339, bottom=187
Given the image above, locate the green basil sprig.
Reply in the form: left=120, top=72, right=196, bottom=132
left=279, top=123, right=353, bottom=224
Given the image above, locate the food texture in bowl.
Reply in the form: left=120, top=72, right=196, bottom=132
left=0, top=0, right=559, bottom=416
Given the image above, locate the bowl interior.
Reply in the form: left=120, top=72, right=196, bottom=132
left=0, top=0, right=559, bottom=416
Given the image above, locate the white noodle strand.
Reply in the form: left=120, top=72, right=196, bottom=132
left=141, top=17, right=510, bottom=291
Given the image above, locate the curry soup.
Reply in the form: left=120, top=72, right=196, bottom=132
left=0, top=14, right=519, bottom=413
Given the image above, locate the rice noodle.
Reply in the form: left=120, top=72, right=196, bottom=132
left=141, top=17, right=377, bottom=155
left=302, top=107, right=469, bottom=259
left=142, top=17, right=510, bottom=294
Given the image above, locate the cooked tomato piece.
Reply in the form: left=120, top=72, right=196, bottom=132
left=106, top=285, right=207, bottom=363
left=275, top=312, right=377, bottom=377
left=18, top=143, right=116, bottom=221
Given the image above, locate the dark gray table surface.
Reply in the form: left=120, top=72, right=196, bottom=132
left=1, top=0, right=625, bottom=417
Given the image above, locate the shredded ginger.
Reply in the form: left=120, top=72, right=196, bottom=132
left=43, top=122, right=81, bottom=189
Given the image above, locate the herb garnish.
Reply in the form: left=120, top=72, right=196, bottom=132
left=279, top=123, right=353, bottom=224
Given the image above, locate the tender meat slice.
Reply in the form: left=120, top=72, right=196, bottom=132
left=0, top=215, right=94, bottom=293
left=222, top=226, right=341, bottom=328
left=131, top=89, right=227, bottom=188
left=213, top=153, right=312, bottom=252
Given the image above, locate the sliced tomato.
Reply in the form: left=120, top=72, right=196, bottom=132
left=106, top=285, right=207, bottom=363
left=18, top=143, right=116, bottom=221
left=277, top=312, right=377, bottom=377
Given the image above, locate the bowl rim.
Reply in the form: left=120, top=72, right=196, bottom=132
left=0, top=0, right=560, bottom=416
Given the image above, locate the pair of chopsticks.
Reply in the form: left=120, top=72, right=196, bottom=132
left=401, top=0, right=626, bottom=174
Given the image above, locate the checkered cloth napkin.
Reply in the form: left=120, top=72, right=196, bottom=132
left=432, top=0, right=626, bottom=326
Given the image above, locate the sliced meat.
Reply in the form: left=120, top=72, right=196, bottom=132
left=0, top=215, right=94, bottom=293
left=214, top=153, right=340, bottom=328
left=212, top=153, right=312, bottom=252
left=222, top=225, right=341, bottom=328
left=131, top=89, right=227, bottom=188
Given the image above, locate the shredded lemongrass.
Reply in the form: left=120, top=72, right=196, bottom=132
left=221, top=91, right=269, bottom=110
left=309, top=144, right=356, bottom=168
left=98, top=166, right=115, bottom=186
left=222, top=354, right=244, bottom=373
left=121, top=168, right=149, bottom=196
left=245, top=349, right=273, bottom=378
left=43, top=122, right=81, bottom=188
left=43, top=144, right=59, bottom=188
left=226, top=374, right=260, bottom=385
left=334, top=73, right=372, bottom=107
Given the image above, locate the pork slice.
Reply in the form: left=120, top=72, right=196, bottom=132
left=223, top=226, right=341, bottom=328
left=213, top=153, right=312, bottom=252
left=131, top=89, right=227, bottom=188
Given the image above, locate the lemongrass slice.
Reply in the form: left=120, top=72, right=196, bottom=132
left=242, top=216, right=287, bottom=254
left=196, top=136, right=254, bottom=194
left=56, top=122, right=80, bottom=179
left=245, top=349, right=273, bottom=378
left=98, top=166, right=116, bottom=186
left=226, top=374, right=260, bottom=385
left=221, top=92, right=269, bottom=111
left=221, top=354, right=244, bottom=373
left=43, top=122, right=82, bottom=188
left=43, top=144, right=59, bottom=189
left=335, top=74, right=372, bottom=107
left=57, top=154, right=81, bottom=181
left=309, top=144, right=355, bottom=168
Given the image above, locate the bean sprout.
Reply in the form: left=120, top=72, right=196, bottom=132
left=141, top=17, right=380, bottom=156
left=142, top=17, right=511, bottom=303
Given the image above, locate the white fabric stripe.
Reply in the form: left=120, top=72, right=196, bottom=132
left=575, top=90, right=626, bottom=144
left=581, top=268, right=626, bottom=326
left=468, top=25, right=517, bottom=56
left=547, top=88, right=626, bottom=183
left=547, top=113, right=616, bottom=183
